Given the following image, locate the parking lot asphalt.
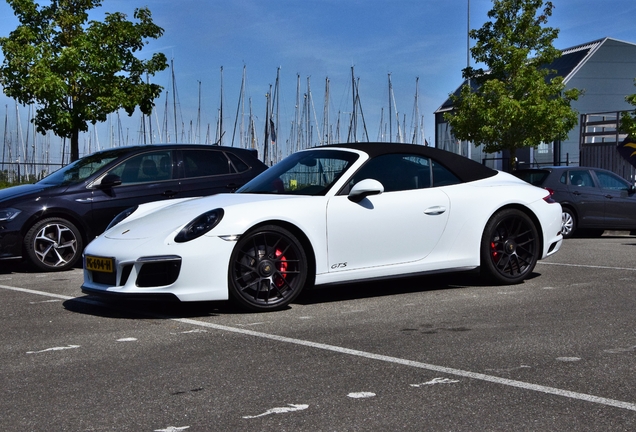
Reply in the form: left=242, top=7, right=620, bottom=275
left=2, top=234, right=636, bottom=431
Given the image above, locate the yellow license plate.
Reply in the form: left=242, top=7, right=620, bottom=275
left=85, top=256, right=115, bottom=273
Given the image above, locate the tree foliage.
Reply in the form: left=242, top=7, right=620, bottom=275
left=620, top=81, right=636, bottom=137
left=444, top=0, right=581, bottom=170
left=0, top=0, right=168, bottom=161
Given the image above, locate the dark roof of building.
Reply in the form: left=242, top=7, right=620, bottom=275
left=435, top=38, right=609, bottom=114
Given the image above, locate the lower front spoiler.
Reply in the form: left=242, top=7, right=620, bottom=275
left=81, top=285, right=181, bottom=302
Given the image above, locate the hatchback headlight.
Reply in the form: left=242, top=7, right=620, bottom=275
left=0, top=208, right=21, bottom=222
left=175, top=209, right=224, bottom=243
left=106, top=206, right=138, bottom=231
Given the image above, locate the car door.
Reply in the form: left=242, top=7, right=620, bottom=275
left=565, top=169, right=605, bottom=227
left=177, top=148, right=252, bottom=196
left=593, top=169, right=636, bottom=229
left=88, top=149, right=180, bottom=235
left=326, top=153, right=450, bottom=272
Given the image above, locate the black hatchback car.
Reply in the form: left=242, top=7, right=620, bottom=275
left=0, top=144, right=267, bottom=271
left=514, top=166, right=636, bottom=238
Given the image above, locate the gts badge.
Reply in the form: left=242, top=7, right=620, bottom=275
left=331, top=262, right=347, bottom=269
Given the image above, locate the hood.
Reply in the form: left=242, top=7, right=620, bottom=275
left=104, top=193, right=298, bottom=240
left=0, top=183, right=51, bottom=202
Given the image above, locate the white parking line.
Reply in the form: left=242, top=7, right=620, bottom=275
left=3, top=284, right=636, bottom=412
left=539, top=262, right=636, bottom=271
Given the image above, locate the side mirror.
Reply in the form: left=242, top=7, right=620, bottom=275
left=629, top=185, right=636, bottom=194
left=348, top=179, right=384, bottom=202
left=96, top=173, right=122, bottom=189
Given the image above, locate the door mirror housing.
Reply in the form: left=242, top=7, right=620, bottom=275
left=348, top=179, right=384, bottom=202
left=96, top=173, right=122, bottom=189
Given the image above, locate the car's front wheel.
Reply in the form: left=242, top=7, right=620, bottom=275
left=480, top=209, right=539, bottom=284
left=228, top=225, right=308, bottom=311
left=24, top=217, right=84, bottom=271
left=561, top=208, right=576, bottom=239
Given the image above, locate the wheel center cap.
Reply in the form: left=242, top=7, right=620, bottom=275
left=504, top=239, right=517, bottom=254
left=258, top=260, right=275, bottom=277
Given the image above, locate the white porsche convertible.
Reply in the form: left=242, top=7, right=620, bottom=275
left=82, top=143, right=563, bottom=311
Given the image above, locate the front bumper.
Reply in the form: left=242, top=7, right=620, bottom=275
left=0, top=229, right=23, bottom=259
left=82, top=235, right=236, bottom=302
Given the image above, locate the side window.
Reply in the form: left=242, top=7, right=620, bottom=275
left=350, top=154, right=432, bottom=193
left=431, top=161, right=461, bottom=187
left=568, top=170, right=594, bottom=187
left=183, top=150, right=233, bottom=178
left=227, top=152, right=250, bottom=173
left=595, top=171, right=630, bottom=191
left=106, top=151, right=173, bottom=185
left=560, top=172, right=567, bottom=184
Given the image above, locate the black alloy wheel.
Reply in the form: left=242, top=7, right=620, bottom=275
left=228, top=225, right=308, bottom=311
left=24, top=217, right=84, bottom=271
left=480, top=209, right=539, bottom=284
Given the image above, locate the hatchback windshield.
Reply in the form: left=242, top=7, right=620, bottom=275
left=515, top=169, right=550, bottom=186
left=238, top=149, right=359, bottom=195
left=37, top=150, right=124, bottom=186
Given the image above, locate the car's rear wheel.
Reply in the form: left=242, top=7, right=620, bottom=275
left=481, top=209, right=539, bottom=284
left=561, top=208, right=576, bottom=239
left=228, top=225, right=308, bottom=311
left=24, top=217, right=83, bottom=271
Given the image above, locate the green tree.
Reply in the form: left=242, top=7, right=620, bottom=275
left=0, top=0, right=168, bottom=162
left=444, top=0, right=581, bottom=170
left=620, top=80, right=636, bottom=137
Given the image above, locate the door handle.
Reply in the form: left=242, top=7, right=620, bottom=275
left=572, top=191, right=581, bottom=195
left=424, top=206, right=447, bottom=215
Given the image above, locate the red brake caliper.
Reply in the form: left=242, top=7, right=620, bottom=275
left=275, top=249, right=288, bottom=287
left=491, top=241, right=499, bottom=262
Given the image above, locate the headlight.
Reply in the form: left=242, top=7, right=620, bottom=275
left=106, top=206, right=138, bottom=231
left=0, top=208, right=21, bottom=222
left=175, top=209, right=224, bottom=243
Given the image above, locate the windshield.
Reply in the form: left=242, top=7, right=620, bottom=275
left=237, top=149, right=359, bottom=195
left=37, top=150, right=125, bottom=186
left=514, top=170, right=550, bottom=186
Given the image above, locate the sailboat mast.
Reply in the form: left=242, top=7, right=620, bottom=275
left=306, top=76, right=312, bottom=148
left=388, top=73, right=392, bottom=143
left=351, top=67, right=357, bottom=142
left=323, top=77, right=330, bottom=145
left=412, top=77, right=420, bottom=144
left=263, top=88, right=271, bottom=164
left=171, top=59, right=178, bottom=143
left=294, top=74, right=301, bottom=153
left=232, top=65, right=247, bottom=148
left=197, top=80, right=201, bottom=144
left=388, top=74, right=402, bottom=143
left=219, top=66, right=224, bottom=146
left=274, top=67, right=280, bottom=162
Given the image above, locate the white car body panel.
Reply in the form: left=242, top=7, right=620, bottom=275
left=326, top=187, right=450, bottom=271
left=82, top=145, right=563, bottom=305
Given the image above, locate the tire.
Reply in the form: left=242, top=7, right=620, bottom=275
left=24, top=217, right=84, bottom=271
left=480, top=209, right=539, bottom=285
left=561, top=208, right=576, bottom=239
left=228, top=225, right=309, bottom=311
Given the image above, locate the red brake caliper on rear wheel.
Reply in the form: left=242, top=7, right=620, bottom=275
left=491, top=241, right=499, bottom=262
left=275, top=249, right=288, bottom=287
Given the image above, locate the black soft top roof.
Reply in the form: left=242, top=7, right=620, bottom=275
left=320, top=142, right=498, bottom=183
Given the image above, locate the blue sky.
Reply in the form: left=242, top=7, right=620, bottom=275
left=2, top=0, right=636, bottom=164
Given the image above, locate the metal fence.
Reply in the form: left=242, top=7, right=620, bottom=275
left=0, top=162, right=64, bottom=185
